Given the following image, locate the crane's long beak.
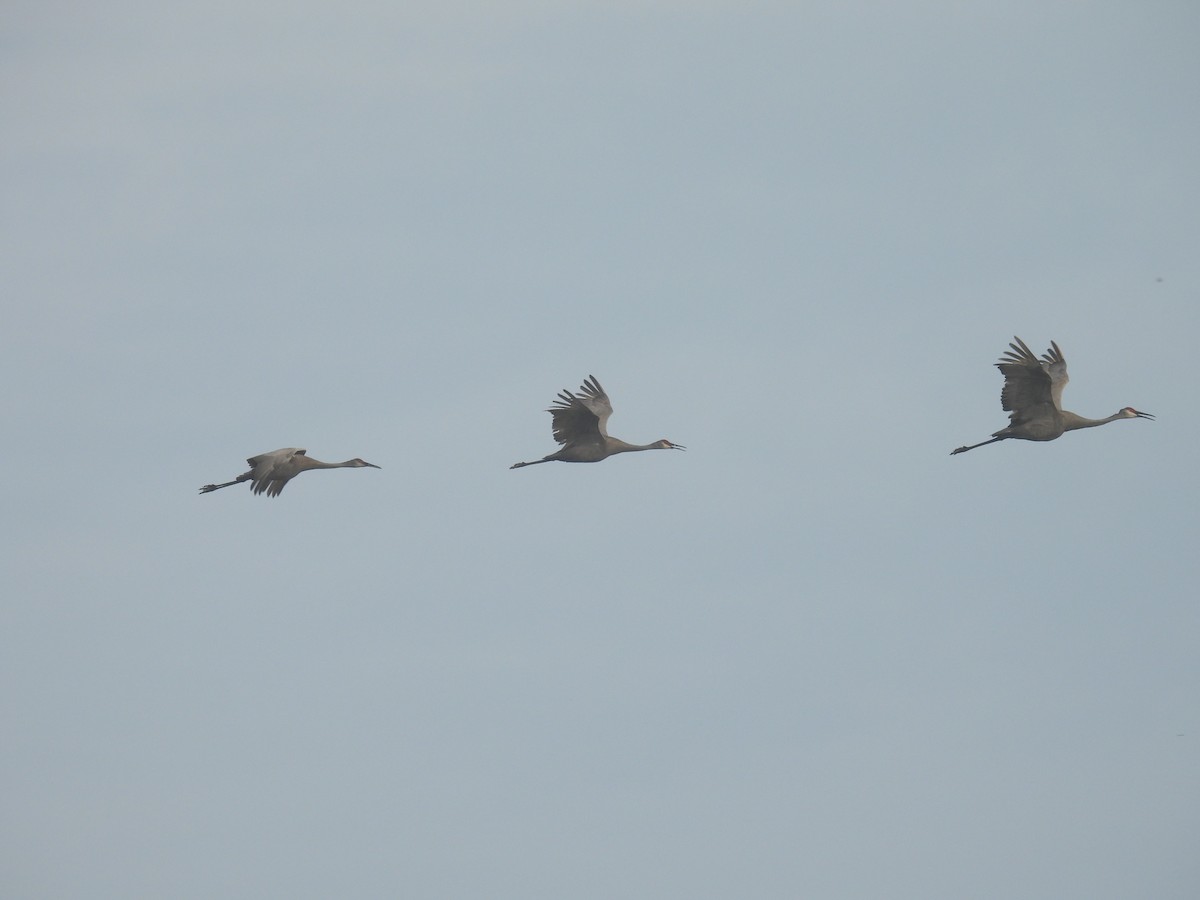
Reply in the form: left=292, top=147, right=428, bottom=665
left=1134, top=410, right=1155, bottom=420
left=670, top=442, right=686, bottom=451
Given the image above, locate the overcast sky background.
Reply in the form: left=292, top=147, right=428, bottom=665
left=3, top=2, right=1198, bottom=898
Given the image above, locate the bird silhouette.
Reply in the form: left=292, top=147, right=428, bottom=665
left=511, top=375, right=684, bottom=469
left=199, top=448, right=380, bottom=497
left=951, top=337, right=1153, bottom=455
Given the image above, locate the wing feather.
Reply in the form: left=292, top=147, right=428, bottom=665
left=576, top=375, right=613, bottom=437
left=546, top=375, right=612, bottom=445
left=996, top=337, right=1056, bottom=425
left=1039, top=341, right=1069, bottom=411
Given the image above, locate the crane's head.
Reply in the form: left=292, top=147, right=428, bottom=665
left=656, top=439, right=686, bottom=451
left=348, top=458, right=382, bottom=468
left=1119, top=407, right=1154, bottom=420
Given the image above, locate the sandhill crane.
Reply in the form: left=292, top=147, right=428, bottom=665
left=951, top=337, right=1153, bottom=455
left=199, top=448, right=380, bottom=497
left=511, top=375, right=685, bottom=469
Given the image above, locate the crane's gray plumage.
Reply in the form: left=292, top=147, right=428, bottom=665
left=199, top=448, right=380, bottom=497
left=951, top=337, right=1153, bottom=455
left=511, top=375, right=685, bottom=469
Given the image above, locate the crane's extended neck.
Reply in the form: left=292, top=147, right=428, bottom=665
left=1060, top=411, right=1106, bottom=431
left=1060, top=410, right=1140, bottom=431
left=607, top=439, right=655, bottom=455
left=300, top=457, right=380, bottom=471
left=607, top=438, right=685, bottom=455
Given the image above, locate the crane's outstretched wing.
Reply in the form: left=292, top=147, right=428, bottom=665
left=996, top=337, right=1057, bottom=425
left=1039, top=340, right=1069, bottom=411
left=258, top=477, right=290, bottom=498
left=246, top=448, right=304, bottom=497
left=547, top=375, right=613, bottom=445
left=246, top=448, right=305, bottom=469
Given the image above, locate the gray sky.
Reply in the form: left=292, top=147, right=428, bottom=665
left=3, top=2, right=1198, bottom=898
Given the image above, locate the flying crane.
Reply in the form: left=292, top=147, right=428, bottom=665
left=951, top=337, right=1153, bottom=455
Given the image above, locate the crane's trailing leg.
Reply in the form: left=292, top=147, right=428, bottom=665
left=950, top=437, right=1005, bottom=455
left=510, top=457, right=554, bottom=469
left=199, top=472, right=252, bottom=493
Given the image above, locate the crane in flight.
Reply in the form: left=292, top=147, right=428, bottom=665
left=951, top=337, right=1153, bottom=455
left=511, top=375, right=685, bottom=469
left=199, top=448, right=380, bottom=497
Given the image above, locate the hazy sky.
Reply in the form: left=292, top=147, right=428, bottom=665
left=3, top=3, right=1198, bottom=898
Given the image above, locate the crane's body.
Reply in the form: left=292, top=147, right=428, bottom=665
left=511, top=375, right=685, bottom=469
left=200, top=448, right=380, bottom=497
left=951, top=337, right=1153, bottom=455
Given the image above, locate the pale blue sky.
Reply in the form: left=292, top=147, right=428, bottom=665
left=3, top=3, right=1198, bottom=898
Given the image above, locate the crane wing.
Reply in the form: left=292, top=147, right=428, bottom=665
left=575, top=376, right=613, bottom=436
left=246, top=448, right=304, bottom=497
left=996, top=337, right=1056, bottom=423
left=246, top=448, right=305, bottom=468
left=1039, top=341, right=1069, bottom=411
left=547, top=375, right=613, bottom=445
